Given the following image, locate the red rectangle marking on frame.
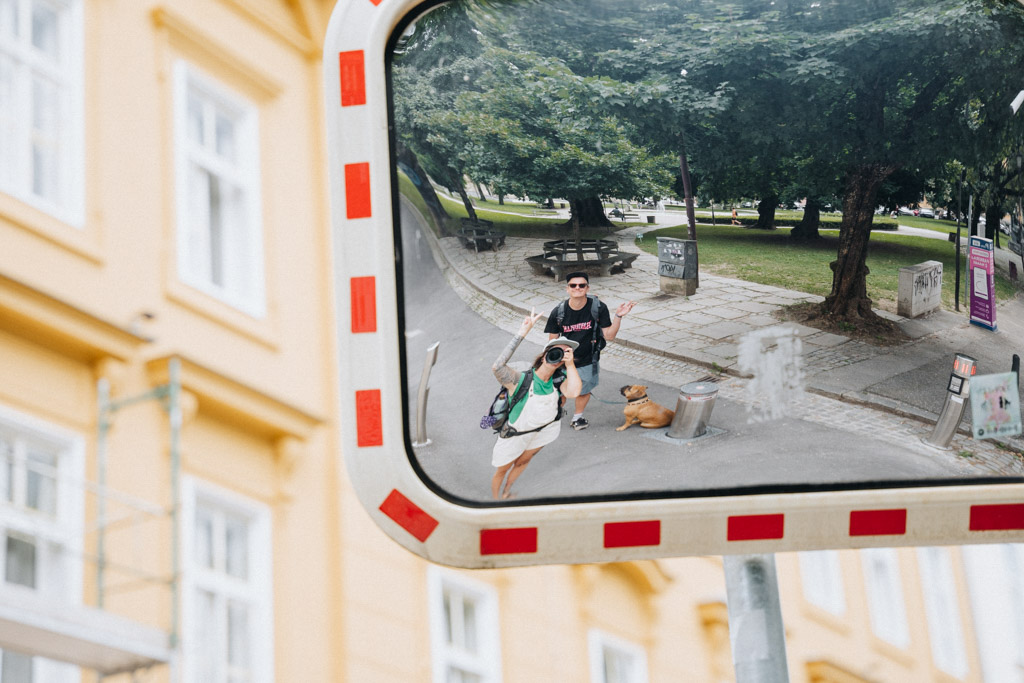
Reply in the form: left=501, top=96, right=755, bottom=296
left=345, top=162, right=372, bottom=219
left=480, top=528, right=538, bottom=555
left=379, top=489, right=438, bottom=543
left=849, top=509, right=907, bottom=536
left=604, top=521, right=661, bottom=548
left=355, top=389, right=382, bottom=447
left=350, top=276, right=377, bottom=333
left=338, top=51, right=366, bottom=106
left=970, top=503, right=1024, bottom=531
left=727, top=514, right=784, bottom=541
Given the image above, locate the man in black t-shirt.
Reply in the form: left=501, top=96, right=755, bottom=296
left=544, top=271, right=637, bottom=430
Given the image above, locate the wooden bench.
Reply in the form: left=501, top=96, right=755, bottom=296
left=609, top=209, right=640, bottom=221
left=456, top=219, right=505, bottom=253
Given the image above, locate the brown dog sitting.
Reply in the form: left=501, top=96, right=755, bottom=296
left=617, top=385, right=675, bottom=430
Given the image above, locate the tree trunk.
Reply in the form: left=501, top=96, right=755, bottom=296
left=545, top=198, right=555, bottom=209
left=396, top=148, right=450, bottom=234
left=985, top=203, right=1001, bottom=244
left=457, top=184, right=477, bottom=221
left=572, top=212, right=585, bottom=262
left=753, top=195, right=778, bottom=230
left=678, top=150, right=697, bottom=241
left=565, top=196, right=613, bottom=228
left=791, top=200, right=821, bottom=240
left=824, top=164, right=895, bottom=319
left=498, top=194, right=504, bottom=205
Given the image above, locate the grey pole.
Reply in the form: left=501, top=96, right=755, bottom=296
left=724, top=554, right=790, bottom=683
left=413, top=342, right=440, bottom=447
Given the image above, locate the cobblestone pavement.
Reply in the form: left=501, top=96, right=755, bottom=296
left=423, top=209, right=1024, bottom=476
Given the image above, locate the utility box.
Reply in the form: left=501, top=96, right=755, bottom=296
left=657, top=237, right=698, bottom=295
left=897, top=260, right=942, bottom=318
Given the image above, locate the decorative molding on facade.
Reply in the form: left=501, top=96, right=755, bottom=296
left=151, top=7, right=284, bottom=100
left=807, top=660, right=872, bottom=683
left=216, top=0, right=319, bottom=57
left=145, top=355, right=321, bottom=441
left=0, top=273, right=148, bottom=362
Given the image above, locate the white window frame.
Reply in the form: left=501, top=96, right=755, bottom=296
left=799, top=550, right=846, bottom=616
left=427, top=566, right=502, bottom=683
left=861, top=548, right=910, bottom=648
left=173, top=60, right=265, bottom=318
left=180, top=477, right=273, bottom=683
left=0, top=0, right=84, bottom=226
left=588, top=629, right=648, bottom=683
left=0, top=403, right=84, bottom=683
left=916, top=547, right=967, bottom=678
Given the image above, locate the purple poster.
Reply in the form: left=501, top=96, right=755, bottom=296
left=969, top=236, right=996, bottom=330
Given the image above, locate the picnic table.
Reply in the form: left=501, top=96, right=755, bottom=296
left=526, top=239, right=638, bottom=280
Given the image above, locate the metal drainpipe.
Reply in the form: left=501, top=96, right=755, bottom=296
left=167, top=357, right=182, bottom=651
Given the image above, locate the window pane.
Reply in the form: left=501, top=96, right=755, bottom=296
left=0, top=435, right=13, bottom=504
left=227, top=600, right=251, bottom=671
left=446, top=668, right=481, bottom=683
left=215, top=112, right=236, bottom=162
left=443, top=592, right=455, bottom=646
left=31, top=75, right=58, bottom=200
left=195, top=589, right=218, bottom=680
left=5, top=535, right=37, bottom=589
left=30, top=1, right=58, bottom=61
left=195, top=507, right=215, bottom=570
left=461, top=599, right=478, bottom=653
left=25, top=448, right=56, bottom=515
left=0, top=0, right=18, bottom=39
left=224, top=515, right=248, bottom=579
left=604, top=647, right=633, bottom=683
left=208, top=173, right=225, bottom=286
left=1, top=649, right=33, bottom=683
left=187, top=94, right=205, bottom=146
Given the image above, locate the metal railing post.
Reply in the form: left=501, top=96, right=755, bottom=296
left=413, top=343, right=440, bottom=447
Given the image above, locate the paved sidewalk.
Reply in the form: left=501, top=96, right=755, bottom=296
left=421, top=202, right=1024, bottom=473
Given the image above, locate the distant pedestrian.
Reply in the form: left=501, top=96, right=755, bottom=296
left=491, top=310, right=581, bottom=499
left=731, top=208, right=740, bottom=225
left=544, top=272, right=636, bottom=431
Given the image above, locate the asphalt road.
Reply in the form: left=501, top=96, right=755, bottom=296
left=398, top=205, right=994, bottom=504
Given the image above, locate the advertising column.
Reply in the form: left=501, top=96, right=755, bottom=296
left=969, top=236, right=996, bottom=330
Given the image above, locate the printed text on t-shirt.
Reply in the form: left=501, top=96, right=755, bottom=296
left=563, top=321, right=593, bottom=332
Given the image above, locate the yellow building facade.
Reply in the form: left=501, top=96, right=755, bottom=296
left=0, top=1, right=1022, bottom=682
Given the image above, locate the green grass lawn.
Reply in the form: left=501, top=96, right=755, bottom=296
left=434, top=192, right=650, bottom=237
left=399, top=175, right=1016, bottom=312
left=640, top=224, right=1017, bottom=312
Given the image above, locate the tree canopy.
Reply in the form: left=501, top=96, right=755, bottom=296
left=390, top=0, right=1024, bottom=319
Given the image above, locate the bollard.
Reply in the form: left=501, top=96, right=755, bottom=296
left=923, top=353, right=976, bottom=450
left=667, top=381, right=719, bottom=439
left=413, top=342, right=440, bottom=447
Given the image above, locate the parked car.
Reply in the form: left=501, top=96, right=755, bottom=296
left=919, top=208, right=935, bottom=218
left=898, top=206, right=916, bottom=216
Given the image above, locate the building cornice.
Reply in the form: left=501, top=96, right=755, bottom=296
left=0, top=273, right=148, bottom=362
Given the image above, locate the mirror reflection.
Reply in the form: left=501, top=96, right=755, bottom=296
left=391, top=0, right=1024, bottom=504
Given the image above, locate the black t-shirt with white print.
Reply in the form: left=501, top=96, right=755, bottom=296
left=544, top=298, right=611, bottom=368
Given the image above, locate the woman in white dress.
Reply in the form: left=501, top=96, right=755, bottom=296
left=491, top=309, right=582, bottom=499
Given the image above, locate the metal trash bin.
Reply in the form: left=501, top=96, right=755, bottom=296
left=667, top=381, right=719, bottom=439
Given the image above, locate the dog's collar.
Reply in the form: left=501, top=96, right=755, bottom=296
left=627, top=395, right=649, bottom=404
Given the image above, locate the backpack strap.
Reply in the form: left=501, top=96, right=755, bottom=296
left=507, top=369, right=533, bottom=420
